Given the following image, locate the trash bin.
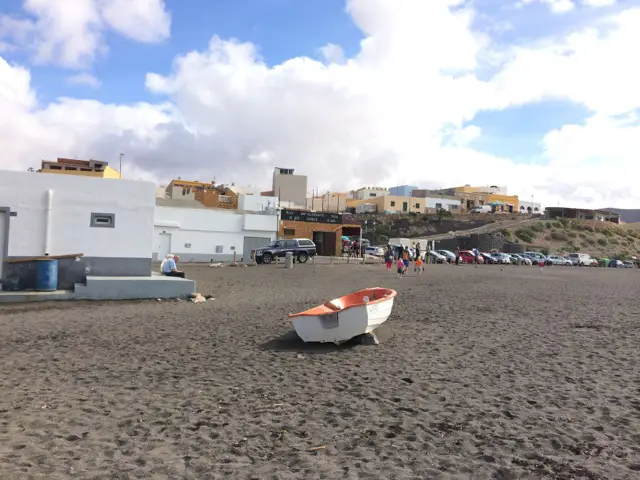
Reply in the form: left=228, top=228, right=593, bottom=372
left=285, top=252, right=294, bottom=269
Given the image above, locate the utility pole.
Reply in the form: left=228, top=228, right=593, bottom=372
left=119, top=153, right=124, bottom=179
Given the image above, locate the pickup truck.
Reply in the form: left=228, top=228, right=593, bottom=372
left=254, top=238, right=317, bottom=264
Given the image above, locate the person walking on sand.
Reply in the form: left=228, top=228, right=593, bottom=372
left=415, top=255, right=424, bottom=275
left=455, top=246, right=460, bottom=265
left=472, top=247, right=480, bottom=268
left=402, top=246, right=410, bottom=273
left=385, top=245, right=394, bottom=272
left=396, top=257, right=405, bottom=277
left=414, top=243, right=421, bottom=271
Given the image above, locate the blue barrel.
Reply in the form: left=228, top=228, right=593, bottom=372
left=35, top=259, right=58, bottom=291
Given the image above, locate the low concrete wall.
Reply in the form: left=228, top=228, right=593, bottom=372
left=2, top=256, right=151, bottom=291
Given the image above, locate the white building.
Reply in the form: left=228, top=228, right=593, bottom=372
left=153, top=194, right=278, bottom=263
left=352, top=187, right=389, bottom=200
left=518, top=201, right=542, bottom=214
left=424, top=195, right=461, bottom=211
left=0, top=170, right=155, bottom=290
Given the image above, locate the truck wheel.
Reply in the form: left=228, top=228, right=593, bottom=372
left=263, top=253, right=273, bottom=264
left=298, top=253, right=308, bottom=263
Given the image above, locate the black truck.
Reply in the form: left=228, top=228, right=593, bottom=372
left=254, top=239, right=317, bottom=264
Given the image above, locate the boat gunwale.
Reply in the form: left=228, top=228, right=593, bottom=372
left=288, top=288, right=397, bottom=318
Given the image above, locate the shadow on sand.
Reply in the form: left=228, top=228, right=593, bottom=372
left=260, top=324, right=395, bottom=354
left=259, top=329, right=361, bottom=354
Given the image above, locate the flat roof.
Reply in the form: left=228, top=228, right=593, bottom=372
left=546, top=206, right=620, bottom=216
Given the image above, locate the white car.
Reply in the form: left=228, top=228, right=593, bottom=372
left=567, top=252, right=592, bottom=267
left=547, top=255, right=572, bottom=266
left=364, top=246, right=385, bottom=257
left=510, top=254, right=532, bottom=265
left=436, top=250, right=456, bottom=262
left=428, top=250, right=446, bottom=263
left=491, top=252, right=511, bottom=264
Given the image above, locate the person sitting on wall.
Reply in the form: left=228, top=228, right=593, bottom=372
left=161, top=254, right=186, bottom=278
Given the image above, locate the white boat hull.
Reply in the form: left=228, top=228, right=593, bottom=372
left=291, top=297, right=395, bottom=344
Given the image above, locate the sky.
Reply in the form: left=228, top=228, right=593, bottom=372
left=1, top=0, right=639, bottom=208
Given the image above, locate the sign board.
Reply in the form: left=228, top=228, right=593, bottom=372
left=280, top=209, right=341, bottom=225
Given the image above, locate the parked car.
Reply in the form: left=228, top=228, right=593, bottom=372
left=254, top=238, right=317, bottom=264
left=567, top=252, right=593, bottom=267
left=470, top=205, right=492, bottom=214
left=428, top=250, right=446, bottom=264
left=490, top=252, right=511, bottom=264
left=609, top=259, right=624, bottom=268
left=510, top=253, right=532, bottom=265
left=623, top=261, right=634, bottom=268
left=436, top=250, right=456, bottom=263
left=365, top=246, right=385, bottom=257
left=459, top=250, right=483, bottom=264
left=481, top=252, right=498, bottom=264
left=523, top=251, right=549, bottom=266
left=546, top=255, right=572, bottom=266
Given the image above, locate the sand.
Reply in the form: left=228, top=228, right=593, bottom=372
left=1, top=262, right=640, bottom=479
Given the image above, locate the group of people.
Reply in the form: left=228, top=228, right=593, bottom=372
left=383, top=243, right=424, bottom=277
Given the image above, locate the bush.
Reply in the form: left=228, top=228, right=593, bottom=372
left=567, top=231, right=577, bottom=238
left=621, top=241, right=629, bottom=247
left=541, top=247, right=550, bottom=255
left=500, top=229, right=513, bottom=240
left=530, top=223, right=545, bottom=233
left=597, top=238, right=608, bottom=246
left=610, top=238, right=619, bottom=245
left=566, top=244, right=580, bottom=253
left=578, top=232, right=587, bottom=239
left=584, top=237, right=596, bottom=246
left=515, top=228, right=536, bottom=243
left=545, top=222, right=552, bottom=229
left=602, top=229, right=613, bottom=237
left=551, top=231, right=569, bottom=241
left=553, top=222, right=563, bottom=228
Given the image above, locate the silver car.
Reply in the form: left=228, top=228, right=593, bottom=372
left=436, top=250, right=456, bottom=263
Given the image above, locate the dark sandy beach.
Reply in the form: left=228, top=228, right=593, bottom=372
left=1, top=262, right=640, bottom=479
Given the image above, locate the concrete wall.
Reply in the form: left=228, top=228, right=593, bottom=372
left=0, top=170, right=155, bottom=289
left=424, top=196, right=461, bottom=211
left=272, top=171, right=307, bottom=207
left=389, top=185, right=417, bottom=197
left=153, top=206, right=277, bottom=262
left=238, top=194, right=278, bottom=213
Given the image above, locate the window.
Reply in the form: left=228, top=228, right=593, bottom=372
left=285, top=240, right=297, bottom=248
left=390, top=201, right=396, bottom=207
left=230, top=246, right=236, bottom=251
left=219, top=195, right=233, bottom=204
left=90, top=213, right=115, bottom=228
left=49, top=165, right=62, bottom=170
left=369, top=193, right=377, bottom=197
left=298, top=239, right=314, bottom=246
left=283, top=228, right=295, bottom=236
left=215, top=245, right=223, bottom=253
left=415, top=203, right=420, bottom=209
left=184, top=243, right=192, bottom=248
left=402, top=202, right=408, bottom=212
left=436, top=203, right=442, bottom=209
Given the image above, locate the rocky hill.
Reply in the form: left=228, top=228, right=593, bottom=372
left=502, top=218, right=640, bottom=259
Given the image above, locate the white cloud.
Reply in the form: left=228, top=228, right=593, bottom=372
left=518, top=0, right=576, bottom=14
left=1, top=0, right=640, bottom=208
left=66, top=73, right=101, bottom=88
left=582, top=0, right=616, bottom=7
left=0, top=0, right=170, bottom=68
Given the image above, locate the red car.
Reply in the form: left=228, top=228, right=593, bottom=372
left=459, top=250, right=484, bottom=264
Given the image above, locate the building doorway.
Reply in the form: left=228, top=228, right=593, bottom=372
left=313, top=231, right=338, bottom=256
left=158, top=233, right=171, bottom=259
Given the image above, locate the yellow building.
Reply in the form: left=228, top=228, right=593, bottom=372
left=348, top=195, right=424, bottom=213
left=487, top=193, right=519, bottom=213
left=40, top=158, right=121, bottom=178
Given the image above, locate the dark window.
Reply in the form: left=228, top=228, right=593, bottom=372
left=369, top=193, right=376, bottom=197
left=285, top=240, right=297, bottom=248
left=283, top=228, right=295, bottom=236
left=415, top=203, right=420, bottom=208
left=298, top=239, right=314, bottom=246
left=90, top=213, right=115, bottom=228
left=402, top=202, right=408, bottom=212
left=436, top=203, right=442, bottom=209
left=390, top=201, right=396, bottom=207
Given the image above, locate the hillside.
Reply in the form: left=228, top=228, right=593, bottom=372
left=604, top=208, right=640, bottom=223
left=502, top=218, right=640, bottom=259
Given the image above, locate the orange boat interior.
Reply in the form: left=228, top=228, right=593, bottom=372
left=289, top=288, right=397, bottom=318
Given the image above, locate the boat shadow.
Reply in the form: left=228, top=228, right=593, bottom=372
left=259, top=329, right=360, bottom=354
